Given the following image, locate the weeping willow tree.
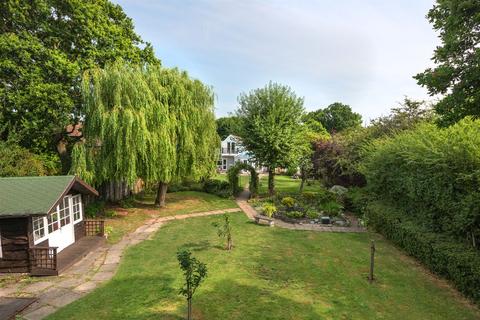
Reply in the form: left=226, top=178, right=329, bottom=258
left=71, top=62, right=218, bottom=206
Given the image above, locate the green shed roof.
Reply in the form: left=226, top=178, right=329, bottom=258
left=0, top=175, right=98, bottom=218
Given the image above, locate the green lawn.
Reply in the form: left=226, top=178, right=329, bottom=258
left=259, top=175, right=324, bottom=195
left=49, top=213, right=479, bottom=320
left=106, top=191, right=238, bottom=244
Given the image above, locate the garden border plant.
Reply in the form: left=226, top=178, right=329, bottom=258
left=227, top=162, right=259, bottom=197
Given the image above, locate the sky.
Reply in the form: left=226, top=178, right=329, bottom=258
left=113, top=0, right=439, bottom=123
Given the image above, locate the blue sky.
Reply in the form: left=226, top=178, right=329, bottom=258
left=113, top=0, right=439, bottom=123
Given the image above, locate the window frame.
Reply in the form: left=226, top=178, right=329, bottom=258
left=58, top=195, right=71, bottom=227
left=32, top=216, right=47, bottom=244
left=72, top=194, right=83, bottom=224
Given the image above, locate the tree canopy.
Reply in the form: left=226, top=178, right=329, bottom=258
left=414, top=0, right=480, bottom=126
left=70, top=62, right=218, bottom=206
left=236, top=82, right=305, bottom=195
left=305, top=102, right=362, bottom=133
left=0, top=0, right=158, bottom=160
left=216, top=116, right=241, bottom=140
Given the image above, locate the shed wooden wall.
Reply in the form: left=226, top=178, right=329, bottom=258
left=0, top=218, right=30, bottom=273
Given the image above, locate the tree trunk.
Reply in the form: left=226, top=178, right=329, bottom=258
left=56, top=137, right=70, bottom=174
left=187, top=297, right=192, bottom=320
left=299, top=166, right=306, bottom=193
left=155, top=182, right=168, bottom=207
left=268, top=168, right=275, bottom=196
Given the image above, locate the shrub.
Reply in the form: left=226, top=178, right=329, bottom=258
left=320, top=200, right=344, bottom=216
left=285, top=211, right=305, bottom=219
left=203, top=179, right=231, bottom=198
left=0, top=141, right=51, bottom=177
left=281, top=196, right=296, bottom=208
left=362, top=118, right=480, bottom=243
left=119, top=196, right=135, bottom=208
left=104, top=210, right=117, bottom=218
left=85, top=201, right=105, bottom=218
left=367, top=200, right=480, bottom=305
left=344, top=187, right=370, bottom=216
left=306, top=209, right=319, bottom=219
left=301, top=191, right=317, bottom=202
left=262, top=203, right=277, bottom=218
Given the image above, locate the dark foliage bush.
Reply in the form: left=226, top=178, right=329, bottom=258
left=367, top=201, right=480, bottom=305
left=344, top=187, right=370, bottom=217
left=203, top=179, right=231, bottom=198
left=85, top=201, right=105, bottom=218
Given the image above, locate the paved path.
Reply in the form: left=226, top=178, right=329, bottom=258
left=235, top=190, right=366, bottom=233
left=0, top=207, right=240, bottom=320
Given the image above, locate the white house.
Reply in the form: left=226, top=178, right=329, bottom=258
left=217, top=135, right=257, bottom=171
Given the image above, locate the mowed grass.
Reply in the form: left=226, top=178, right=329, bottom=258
left=106, top=191, right=238, bottom=244
left=259, top=175, right=324, bottom=195
left=48, top=214, right=479, bottom=320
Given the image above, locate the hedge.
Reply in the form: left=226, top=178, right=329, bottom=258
left=362, top=118, right=480, bottom=243
left=367, top=200, right=480, bottom=305
left=203, top=179, right=231, bottom=198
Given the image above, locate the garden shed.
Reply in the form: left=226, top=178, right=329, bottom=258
left=0, top=175, right=105, bottom=275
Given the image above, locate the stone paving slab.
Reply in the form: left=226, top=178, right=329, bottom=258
left=23, top=305, right=57, bottom=320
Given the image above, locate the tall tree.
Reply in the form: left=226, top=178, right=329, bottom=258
left=415, top=0, right=480, bottom=126
left=215, top=116, right=241, bottom=140
left=70, top=62, right=218, bottom=206
left=305, top=102, right=362, bottom=133
left=236, top=82, right=305, bottom=196
left=297, top=119, right=329, bottom=192
left=0, top=0, right=158, bottom=169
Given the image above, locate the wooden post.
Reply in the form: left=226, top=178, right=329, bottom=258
left=369, top=240, right=375, bottom=283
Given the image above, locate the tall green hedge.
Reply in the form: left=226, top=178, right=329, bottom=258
left=362, top=118, right=480, bottom=244
left=367, top=201, right=480, bottom=305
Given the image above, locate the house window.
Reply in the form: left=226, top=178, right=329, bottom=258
left=59, top=196, right=71, bottom=227
left=222, top=159, right=227, bottom=170
left=47, top=212, right=59, bottom=233
left=33, top=216, right=46, bottom=241
left=72, top=195, right=82, bottom=222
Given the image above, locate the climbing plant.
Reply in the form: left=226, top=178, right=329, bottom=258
left=227, top=162, right=259, bottom=197
left=70, top=61, right=218, bottom=206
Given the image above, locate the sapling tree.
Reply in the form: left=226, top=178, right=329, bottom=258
left=212, top=214, right=233, bottom=250
left=177, top=249, right=208, bottom=320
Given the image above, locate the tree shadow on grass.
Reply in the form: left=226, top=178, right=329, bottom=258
left=179, top=240, right=213, bottom=252
left=194, top=279, right=322, bottom=320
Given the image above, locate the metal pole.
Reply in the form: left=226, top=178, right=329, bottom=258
left=369, top=240, right=375, bottom=283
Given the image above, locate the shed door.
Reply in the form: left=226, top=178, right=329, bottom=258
left=48, top=196, right=75, bottom=252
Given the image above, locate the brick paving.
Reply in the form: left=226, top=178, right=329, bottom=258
left=0, top=207, right=241, bottom=320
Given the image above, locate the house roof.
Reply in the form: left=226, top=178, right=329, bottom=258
left=0, top=176, right=98, bottom=218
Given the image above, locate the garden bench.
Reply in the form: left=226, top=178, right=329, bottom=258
left=254, top=215, right=274, bottom=227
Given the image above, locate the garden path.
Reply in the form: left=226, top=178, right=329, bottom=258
left=1, top=207, right=240, bottom=320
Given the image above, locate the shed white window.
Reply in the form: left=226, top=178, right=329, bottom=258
left=72, top=195, right=82, bottom=222
left=33, top=216, right=46, bottom=242
left=59, top=196, right=71, bottom=227
left=47, top=211, right=59, bottom=233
